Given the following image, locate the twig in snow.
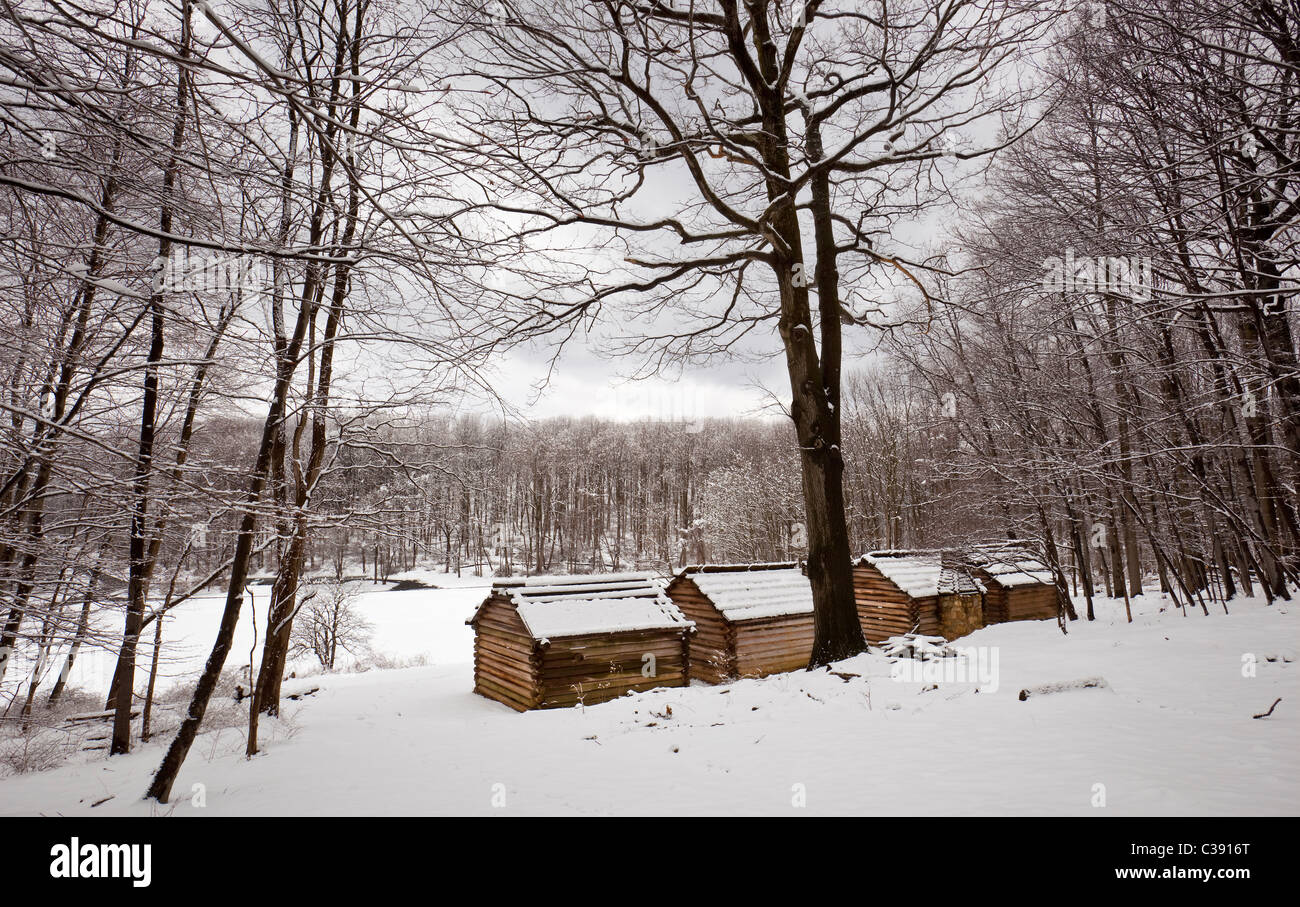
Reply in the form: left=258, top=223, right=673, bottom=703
left=1253, top=698, right=1282, bottom=719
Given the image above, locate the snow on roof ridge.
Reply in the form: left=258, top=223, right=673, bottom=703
left=470, top=571, right=687, bottom=633
left=686, top=566, right=814, bottom=621
left=514, top=592, right=692, bottom=641
left=492, top=570, right=660, bottom=590
left=676, top=561, right=801, bottom=577
left=473, top=570, right=691, bottom=639
left=858, top=550, right=984, bottom=598
left=858, top=548, right=945, bottom=561
left=966, top=545, right=1054, bottom=587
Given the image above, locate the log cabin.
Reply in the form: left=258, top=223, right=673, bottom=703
left=966, top=545, right=1059, bottom=624
left=468, top=572, right=693, bottom=711
left=852, top=550, right=986, bottom=644
left=666, top=563, right=814, bottom=683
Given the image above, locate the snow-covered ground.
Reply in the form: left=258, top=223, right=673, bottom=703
left=1, top=580, right=1295, bottom=816
left=18, top=571, right=490, bottom=698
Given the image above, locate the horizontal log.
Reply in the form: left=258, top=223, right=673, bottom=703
left=541, top=659, right=686, bottom=683
left=731, top=637, right=814, bottom=653
left=736, top=659, right=809, bottom=677
left=473, top=649, right=533, bottom=675
left=540, top=675, right=687, bottom=708
left=546, top=638, right=687, bottom=660
left=474, top=675, right=536, bottom=711
left=474, top=660, right=535, bottom=692
left=475, top=634, right=536, bottom=662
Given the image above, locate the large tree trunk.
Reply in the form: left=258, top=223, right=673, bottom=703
left=799, top=444, right=864, bottom=664
left=761, top=90, right=863, bottom=666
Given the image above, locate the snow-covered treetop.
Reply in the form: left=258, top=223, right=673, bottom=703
left=675, top=563, right=814, bottom=622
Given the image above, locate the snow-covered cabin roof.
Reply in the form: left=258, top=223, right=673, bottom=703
left=470, top=572, right=691, bottom=641
left=673, top=563, right=813, bottom=622
left=856, top=550, right=984, bottom=599
left=967, top=546, right=1054, bottom=588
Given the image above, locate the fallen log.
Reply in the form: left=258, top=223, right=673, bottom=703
left=1018, top=677, right=1109, bottom=701
left=64, top=709, right=139, bottom=725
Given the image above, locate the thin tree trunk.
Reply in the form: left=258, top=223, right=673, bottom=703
left=109, top=1, right=192, bottom=755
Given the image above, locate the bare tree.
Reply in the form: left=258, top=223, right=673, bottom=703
left=290, top=581, right=372, bottom=670
left=443, top=0, right=1057, bottom=663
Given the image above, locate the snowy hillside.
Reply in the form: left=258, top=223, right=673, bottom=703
left=1, top=582, right=1294, bottom=817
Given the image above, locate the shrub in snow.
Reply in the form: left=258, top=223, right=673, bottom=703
left=350, top=652, right=429, bottom=673
left=0, top=688, right=115, bottom=776
left=291, top=580, right=374, bottom=670
left=0, top=728, right=74, bottom=775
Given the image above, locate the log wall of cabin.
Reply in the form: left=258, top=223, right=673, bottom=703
left=473, top=596, right=541, bottom=711
left=537, top=628, right=688, bottom=708
left=1004, top=583, right=1059, bottom=621
left=731, top=614, right=814, bottom=678
left=667, top=577, right=735, bottom=683
left=851, top=564, right=941, bottom=643
left=982, top=584, right=1009, bottom=624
